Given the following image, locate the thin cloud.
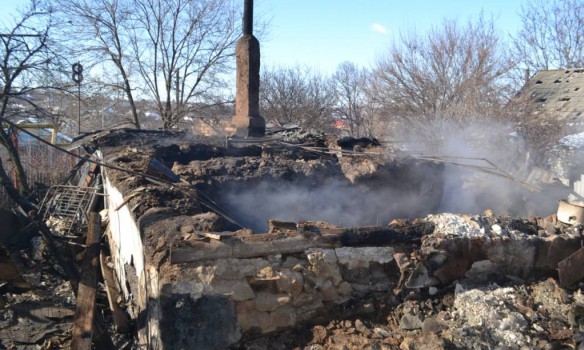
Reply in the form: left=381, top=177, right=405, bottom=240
left=371, top=22, right=389, bottom=35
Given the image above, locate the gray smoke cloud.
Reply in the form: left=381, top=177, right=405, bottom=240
left=218, top=177, right=440, bottom=232
left=214, top=120, right=568, bottom=232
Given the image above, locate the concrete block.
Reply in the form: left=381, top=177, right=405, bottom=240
left=321, top=279, right=339, bottom=302
left=276, top=269, right=304, bottom=297
left=292, top=292, right=319, bottom=307
left=211, top=279, right=255, bottom=301
left=269, top=305, right=296, bottom=330
left=306, top=249, right=342, bottom=286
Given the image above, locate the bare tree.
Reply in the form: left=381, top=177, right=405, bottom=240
left=55, top=0, right=240, bottom=130
left=131, top=0, right=240, bottom=129
left=331, top=61, right=372, bottom=137
left=260, top=65, right=336, bottom=132
left=512, top=0, right=584, bottom=74
left=372, top=15, right=513, bottom=140
left=55, top=0, right=144, bottom=129
left=0, top=0, right=56, bottom=209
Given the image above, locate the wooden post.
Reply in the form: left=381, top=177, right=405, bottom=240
left=71, top=212, right=101, bottom=349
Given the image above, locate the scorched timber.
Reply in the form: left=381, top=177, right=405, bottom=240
left=71, top=212, right=101, bottom=350
left=170, top=223, right=433, bottom=264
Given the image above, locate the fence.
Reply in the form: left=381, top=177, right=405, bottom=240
left=0, top=143, right=77, bottom=210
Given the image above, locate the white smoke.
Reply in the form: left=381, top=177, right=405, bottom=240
left=401, top=120, right=568, bottom=217
left=218, top=176, right=440, bottom=232
left=212, top=120, right=567, bottom=232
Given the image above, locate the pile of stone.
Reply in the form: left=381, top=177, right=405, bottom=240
left=235, top=211, right=584, bottom=349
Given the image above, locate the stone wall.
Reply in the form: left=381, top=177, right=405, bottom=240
left=102, top=203, right=584, bottom=350
left=99, top=149, right=582, bottom=349
left=154, top=246, right=398, bottom=349
left=141, top=213, right=584, bottom=349
left=89, top=129, right=584, bottom=349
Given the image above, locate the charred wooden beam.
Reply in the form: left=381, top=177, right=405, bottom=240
left=0, top=252, right=30, bottom=289
left=323, top=222, right=434, bottom=246
left=72, top=212, right=101, bottom=350
left=559, top=247, right=584, bottom=287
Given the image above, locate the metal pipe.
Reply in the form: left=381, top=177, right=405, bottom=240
left=243, top=0, right=253, bottom=35
left=77, top=83, right=81, bottom=135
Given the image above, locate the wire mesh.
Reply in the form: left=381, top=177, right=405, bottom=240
left=39, top=185, right=101, bottom=236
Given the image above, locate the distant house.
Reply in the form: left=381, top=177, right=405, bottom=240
left=520, top=69, right=584, bottom=199
left=522, top=69, right=584, bottom=125
left=191, top=116, right=232, bottom=136
left=144, top=111, right=161, bottom=120
left=333, top=119, right=350, bottom=131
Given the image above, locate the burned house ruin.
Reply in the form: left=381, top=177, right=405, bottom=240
left=6, top=2, right=584, bottom=349
left=89, top=128, right=444, bottom=348
left=15, top=127, right=584, bottom=350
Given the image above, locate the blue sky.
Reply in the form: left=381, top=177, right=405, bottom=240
left=1, top=0, right=525, bottom=73
left=256, top=0, right=524, bottom=73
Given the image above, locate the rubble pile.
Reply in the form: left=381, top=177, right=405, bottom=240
left=91, top=130, right=445, bottom=348
left=237, top=214, right=584, bottom=350
left=0, top=210, right=133, bottom=349
left=3, top=129, right=584, bottom=349
left=0, top=251, right=76, bottom=349
left=243, top=278, right=583, bottom=350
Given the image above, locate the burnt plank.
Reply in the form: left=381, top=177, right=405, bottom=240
left=81, top=162, right=99, bottom=188
left=322, top=222, right=433, bottom=246
left=268, top=220, right=297, bottom=233
left=171, top=235, right=337, bottom=264
left=71, top=212, right=101, bottom=350
left=202, top=231, right=234, bottom=240
left=0, top=253, right=30, bottom=289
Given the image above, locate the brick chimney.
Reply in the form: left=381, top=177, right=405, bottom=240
left=231, top=0, right=265, bottom=137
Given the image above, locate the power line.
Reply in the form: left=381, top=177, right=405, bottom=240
left=0, top=34, right=42, bottom=38
left=0, top=115, right=246, bottom=228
